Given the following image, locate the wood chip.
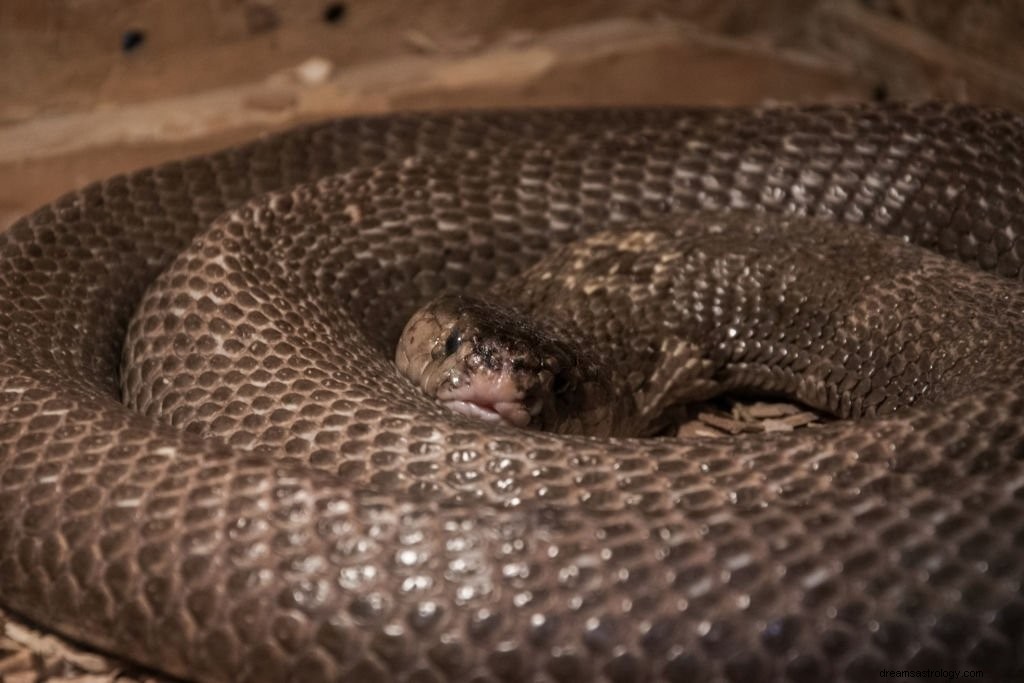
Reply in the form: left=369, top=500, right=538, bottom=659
left=0, top=648, right=33, bottom=674
left=733, top=401, right=804, bottom=420
left=4, top=671, right=40, bottom=683
left=697, top=411, right=762, bottom=435
left=676, top=398, right=828, bottom=437
left=675, top=421, right=729, bottom=438
left=762, top=411, right=821, bottom=432
left=5, top=621, right=113, bottom=674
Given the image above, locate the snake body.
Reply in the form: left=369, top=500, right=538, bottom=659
left=391, top=216, right=1024, bottom=440
left=1, top=105, right=1023, bottom=682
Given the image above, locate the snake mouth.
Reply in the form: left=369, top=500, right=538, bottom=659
left=437, top=372, right=544, bottom=428
left=441, top=398, right=537, bottom=427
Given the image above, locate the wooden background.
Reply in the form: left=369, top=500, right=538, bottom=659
left=2, top=0, right=1023, bottom=230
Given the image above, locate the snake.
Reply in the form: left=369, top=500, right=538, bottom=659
left=0, top=104, right=1022, bottom=682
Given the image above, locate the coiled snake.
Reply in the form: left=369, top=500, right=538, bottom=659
left=0, top=105, right=1022, bottom=682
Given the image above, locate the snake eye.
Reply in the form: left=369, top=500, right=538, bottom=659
left=552, top=372, right=571, bottom=395
left=443, top=329, right=462, bottom=356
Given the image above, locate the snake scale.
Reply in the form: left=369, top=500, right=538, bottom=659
left=0, top=104, right=1023, bottom=682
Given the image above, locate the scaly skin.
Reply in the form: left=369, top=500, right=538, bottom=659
left=1, top=105, right=1023, bottom=682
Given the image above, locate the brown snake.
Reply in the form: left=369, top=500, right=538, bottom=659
left=1, top=104, right=1023, bottom=682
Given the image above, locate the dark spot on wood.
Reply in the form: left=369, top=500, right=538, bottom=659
left=323, top=2, right=346, bottom=24
left=121, top=30, right=145, bottom=53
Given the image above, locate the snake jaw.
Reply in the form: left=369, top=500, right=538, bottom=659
left=437, top=369, right=542, bottom=428
left=441, top=399, right=534, bottom=427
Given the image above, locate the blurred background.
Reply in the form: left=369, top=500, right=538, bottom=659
left=2, top=0, right=1023, bottom=231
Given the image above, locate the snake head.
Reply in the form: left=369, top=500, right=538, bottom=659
left=395, top=293, right=602, bottom=433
